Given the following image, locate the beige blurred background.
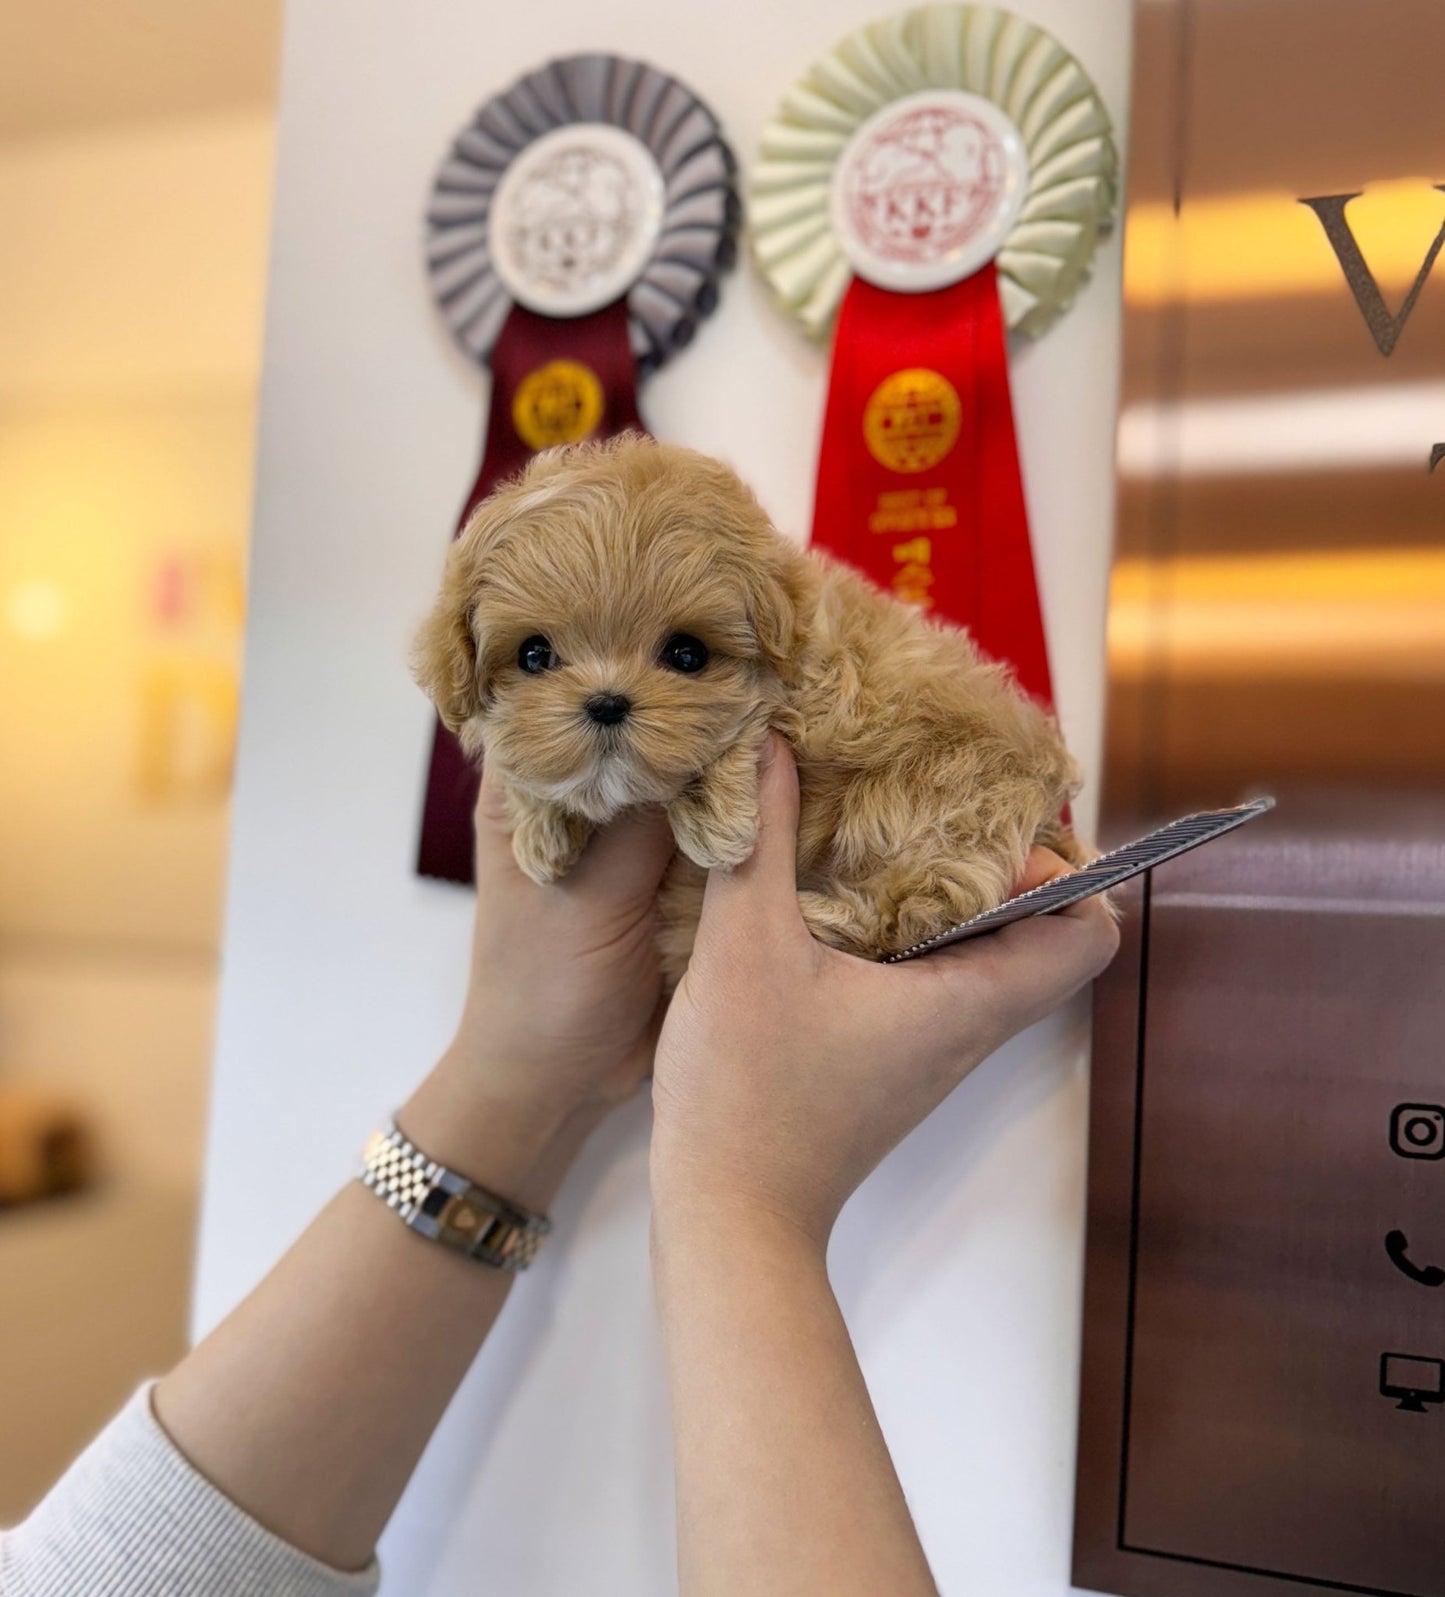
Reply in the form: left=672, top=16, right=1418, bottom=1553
left=0, top=0, right=281, bottom=1518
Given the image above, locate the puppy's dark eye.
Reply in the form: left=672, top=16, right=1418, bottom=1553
left=517, top=635, right=559, bottom=674
left=659, top=633, right=709, bottom=674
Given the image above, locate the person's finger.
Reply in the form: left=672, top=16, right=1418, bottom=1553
left=471, top=759, right=515, bottom=873
left=939, top=889, right=1120, bottom=1045
left=1014, top=844, right=1072, bottom=894
left=472, top=756, right=503, bottom=811
left=961, top=842, right=1114, bottom=1002
left=568, top=802, right=677, bottom=900
left=888, top=851, right=1117, bottom=1057
left=698, top=734, right=807, bottom=937
left=997, top=889, right=1119, bottom=981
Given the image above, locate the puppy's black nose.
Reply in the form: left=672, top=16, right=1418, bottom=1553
left=584, top=692, right=632, bottom=727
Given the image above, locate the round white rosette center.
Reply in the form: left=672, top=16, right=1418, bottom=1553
left=489, top=124, right=666, bottom=318
left=829, top=89, right=1029, bottom=294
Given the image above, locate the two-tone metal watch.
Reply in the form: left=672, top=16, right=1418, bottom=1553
left=360, top=1118, right=551, bottom=1271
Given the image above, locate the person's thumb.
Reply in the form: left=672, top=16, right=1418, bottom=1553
left=696, top=733, right=807, bottom=946
left=569, top=801, right=677, bottom=899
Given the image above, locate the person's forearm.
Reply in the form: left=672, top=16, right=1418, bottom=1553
left=155, top=1053, right=605, bottom=1573
left=651, top=1185, right=939, bottom=1597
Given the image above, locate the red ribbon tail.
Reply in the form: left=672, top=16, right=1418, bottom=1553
left=967, top=265, right=1054, bottom=709
left=809, top=266, right=1054, bottom=711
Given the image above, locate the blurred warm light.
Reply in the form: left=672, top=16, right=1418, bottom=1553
left=1124, top=177, right=1445, bottom=305
left=0, top=0, right=280, bottom=1532
left=1117, top=379, right=1445, bottom=477
left=0, top=120, right=265, bottom=949
left=1108, top=548, right=1445, bottom=680
left=5, top=578, right=68, bottom=640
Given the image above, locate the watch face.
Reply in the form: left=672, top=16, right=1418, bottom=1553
left=488, top=124, right=667, bottom=317
left=830, top=89, right=1029, bottom=294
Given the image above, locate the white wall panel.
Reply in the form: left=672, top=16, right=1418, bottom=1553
left=196, top=3, right=1131, bottom=1590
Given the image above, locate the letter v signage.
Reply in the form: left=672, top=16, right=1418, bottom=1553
left=1300, top=186, right=1445, bottom=356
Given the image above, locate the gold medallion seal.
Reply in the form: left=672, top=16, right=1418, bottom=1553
left=862, top=369, right=962, bottom=474
left=511, top=360, right=606, bottom=450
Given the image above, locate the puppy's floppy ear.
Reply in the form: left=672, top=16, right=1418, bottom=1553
left=412, top=454, right=565, bottom=730
left=686, top=448, right=808, bottom=677
left=412, top=543, right=483, bottom=732
left=744, top=539, right=806, bottom=677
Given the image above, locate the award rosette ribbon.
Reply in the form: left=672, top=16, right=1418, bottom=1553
left=418, top=55, right=738, bottom=882
left=751, top=6, right=1117, bottom=708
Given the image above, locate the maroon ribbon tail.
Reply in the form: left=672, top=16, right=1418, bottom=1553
left=415, top=298, right=646, bottom=884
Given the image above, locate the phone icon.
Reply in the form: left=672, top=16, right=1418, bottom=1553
left=1385, top=1229, right=1445, bottom=1288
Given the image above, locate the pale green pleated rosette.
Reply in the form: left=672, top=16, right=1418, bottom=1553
left=751, top=5, right=1118, bottom=339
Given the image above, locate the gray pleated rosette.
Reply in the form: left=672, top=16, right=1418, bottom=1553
left=427, top=55, right=739, bottom=375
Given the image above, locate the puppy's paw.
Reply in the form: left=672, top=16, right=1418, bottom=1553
left=669, top=795, right=758, bottom=870
left=667, top=744, right=761, bottom=870
left=797, top=890, right=859, bottom=947
left=796, top=889, right=883, bottom=960
left=510, top=802, right=591, bottom=884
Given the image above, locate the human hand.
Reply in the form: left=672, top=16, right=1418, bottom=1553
left=650, top=736, right=1119, bottom=1250
left=404, top=764, right=675, bottom=1189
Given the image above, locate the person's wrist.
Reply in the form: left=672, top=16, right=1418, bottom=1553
left=649, top=1148, right=835, bottom=1265
left=650, top=1185, right=834, bottom=1293
left=398, top=1051, right=610, bottom=1214
left=450, top=993, right=654, bottom=1110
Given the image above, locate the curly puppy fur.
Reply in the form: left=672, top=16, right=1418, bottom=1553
left=414, top=434, right=1085, bottom=977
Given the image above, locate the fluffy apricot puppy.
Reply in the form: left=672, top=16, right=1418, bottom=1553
left=414, top=434, right=1084, bottom=974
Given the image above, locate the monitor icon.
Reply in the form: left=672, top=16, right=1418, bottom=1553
left=1379, top=1352, right=1445, bottom=1413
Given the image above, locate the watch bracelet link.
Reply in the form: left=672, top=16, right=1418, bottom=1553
left=359, top=1118, right=551, bottom=1271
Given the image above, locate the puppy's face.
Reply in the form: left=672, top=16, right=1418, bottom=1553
left=475, top=531, right=769, bottom=822
left=415, top=438, right=799, bottom=823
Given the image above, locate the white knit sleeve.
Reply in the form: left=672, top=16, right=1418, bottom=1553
left=0, top=1386, right=380, bottom=1597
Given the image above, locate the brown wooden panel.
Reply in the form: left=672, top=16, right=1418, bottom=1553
left=1074, top=817, right=1445, bottom=1597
